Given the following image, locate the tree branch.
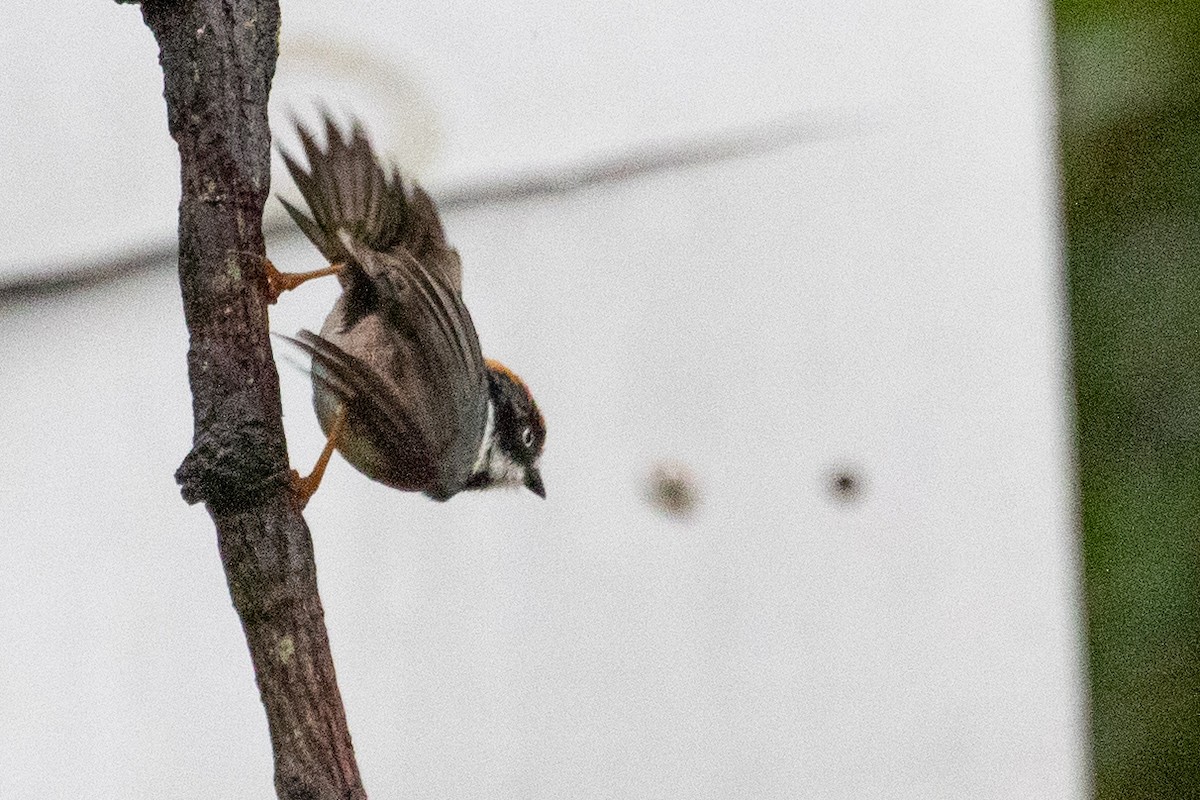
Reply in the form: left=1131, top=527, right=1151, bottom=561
left=135, top=1, right=366, bottom=797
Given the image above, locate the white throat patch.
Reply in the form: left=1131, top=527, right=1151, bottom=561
left=486, top=448, right=527, bottom=488
left=469, top=399, right=530, bottom=488
left=471, top=401, right=496, bottom=476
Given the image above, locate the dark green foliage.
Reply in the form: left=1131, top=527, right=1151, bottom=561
left=1057, top=3, right=1200, bottom=796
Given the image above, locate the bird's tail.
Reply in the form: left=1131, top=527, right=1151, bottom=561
left=278, top=114, right=413, bottom=265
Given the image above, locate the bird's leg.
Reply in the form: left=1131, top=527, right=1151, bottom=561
left=291, top=404, right=348, bottom=509
left=265, top=258, right=345, bottom=304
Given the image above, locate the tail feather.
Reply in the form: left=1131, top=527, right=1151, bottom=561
left=278, top=116, right=408, bottom=262
left=277, top=113, right=464, bottom=296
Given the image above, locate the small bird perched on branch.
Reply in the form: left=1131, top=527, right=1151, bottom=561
left=268, top=115, right=546, bottom=506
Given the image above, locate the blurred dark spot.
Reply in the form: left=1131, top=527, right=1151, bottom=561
left=647, top=462, right=700, bottom=519
left=829, top=467, right=864, bottom=503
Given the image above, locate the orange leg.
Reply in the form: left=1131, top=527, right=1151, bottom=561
left=291, top=405, right=348, bottom=509
left=265, top=258, right=344, bottom=304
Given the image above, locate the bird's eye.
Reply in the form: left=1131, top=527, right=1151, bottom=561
left=521, top=426, right=535, bottom=448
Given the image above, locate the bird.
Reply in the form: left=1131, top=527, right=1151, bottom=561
left=266, top=114, right=546, bottom=506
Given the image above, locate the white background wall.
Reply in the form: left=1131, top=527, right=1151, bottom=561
left=0, top=2, right=1087, bottom=798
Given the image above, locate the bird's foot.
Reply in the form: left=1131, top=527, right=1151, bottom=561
left=265, top=258, right=344, bottom=304
left=289, top=405, right=348, bottom=509
left=289, top=468, right=319, bottom=510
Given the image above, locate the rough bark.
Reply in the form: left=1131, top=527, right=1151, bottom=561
left=136, top=1, right=367, bottom=797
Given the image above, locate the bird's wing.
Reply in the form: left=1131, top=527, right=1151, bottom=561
left=398, top=183, right=464, bottom=293
left=339, top=233, right=489, bottom=497
left=276, top=329, right=438, bottom=485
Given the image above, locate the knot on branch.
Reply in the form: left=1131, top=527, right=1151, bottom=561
left=176, top=417, right=290, bottom=512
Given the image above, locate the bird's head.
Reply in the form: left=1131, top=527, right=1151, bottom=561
left=468, top=360, right=546, bottom=497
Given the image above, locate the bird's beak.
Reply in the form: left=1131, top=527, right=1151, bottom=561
left=524, top=467, right=546, bottom=499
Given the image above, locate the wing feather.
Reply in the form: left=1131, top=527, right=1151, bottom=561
left=337, top=236, right=488, bottom=492
left=276, top=330, right=437, bottom=485
left=277, top=113, right=488, bottom=496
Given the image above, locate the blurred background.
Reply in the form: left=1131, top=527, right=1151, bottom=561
left=0, top=0, right=1195, bottom=797
left=1056, top=1, right=1200, bottom=796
